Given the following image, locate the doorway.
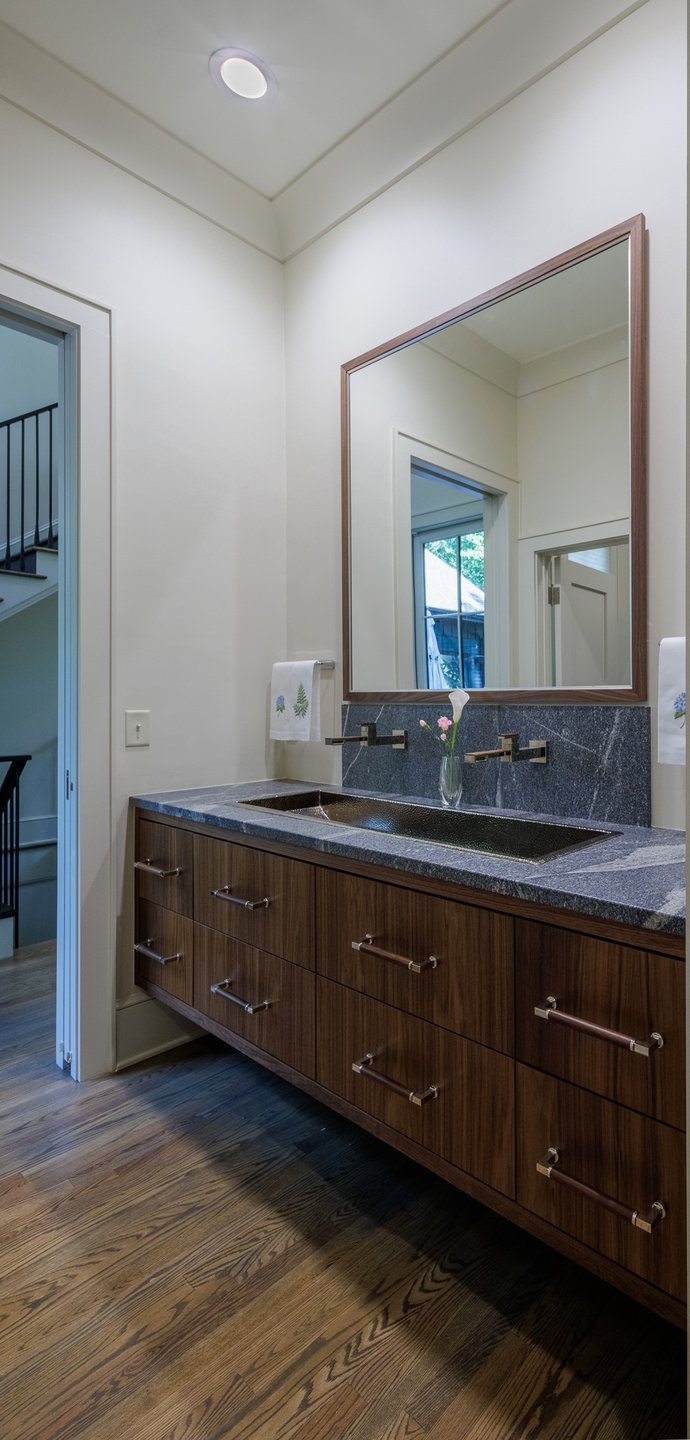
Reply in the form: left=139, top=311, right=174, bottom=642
left=0, top=315, right=61, bottom=1040
left=0, top=266, right=113, bottom=1080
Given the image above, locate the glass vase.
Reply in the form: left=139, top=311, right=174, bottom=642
left=439, top=753, right=463, bottom=808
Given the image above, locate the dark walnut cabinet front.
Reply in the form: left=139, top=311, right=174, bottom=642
left=133, top=807, right=686, bottom=1327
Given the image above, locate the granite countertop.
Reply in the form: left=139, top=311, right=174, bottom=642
left=132, top=780, right=686, bottom=938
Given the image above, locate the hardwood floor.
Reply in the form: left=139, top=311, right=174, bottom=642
left=1, top=947, right=686, bottom=1440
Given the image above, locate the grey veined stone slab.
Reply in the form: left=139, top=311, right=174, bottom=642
left=339, top=702, right=651, bottom=827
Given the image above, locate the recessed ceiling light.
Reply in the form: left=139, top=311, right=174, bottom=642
left=209, top=48, right=276, bottom=101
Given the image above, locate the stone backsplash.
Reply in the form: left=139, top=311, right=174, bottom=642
left=339, top=702, right=651, bottom=827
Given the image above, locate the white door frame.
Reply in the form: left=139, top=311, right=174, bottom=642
left=0, top=264, right=113, bottom=1081
left=393, top=433, right=517, bottom=688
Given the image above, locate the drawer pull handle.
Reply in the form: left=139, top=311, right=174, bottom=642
left=352, top=934, right=438, bottom=974
left=134, top=938, right=182, bottom=966
left=210, top=979, right=271, bottom=1015
left=537, top=1148, right=666, bottom=1233
left=352, top=1052, right=438, bottom=1106
left=135, top=858, right=184, bottom=879
left=211, top=885, right=270, bottom=912
left=534, top=996, right=664, bottom=1057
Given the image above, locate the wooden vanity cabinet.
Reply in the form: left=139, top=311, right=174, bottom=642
left=316, top=870, right=513, bottom=1052
left=317, top=977, right=514, bottom=1194
left=134, top=816, right=194, bottom=1002
left=194, top=834, right=314, bottom=967
left=517, top=1065, right=685, bottom=1301
left=194, top=926, right=316, bottom=1078
left=135, top=816, right=193, bottom=915
left=134, top=899, right=193, bottom=1005
left=133, top=808, right=686, bottom=1327
left=515, top=920, right=685, bottom=1128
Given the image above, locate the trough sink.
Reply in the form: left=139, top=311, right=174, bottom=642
left=240, top=790, right=619, bottom=863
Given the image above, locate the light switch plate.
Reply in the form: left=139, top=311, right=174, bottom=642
left=125, top=710, right=150, bottom=747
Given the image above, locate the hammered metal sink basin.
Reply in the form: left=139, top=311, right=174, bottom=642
left=240, top=791, right=619, bottom=863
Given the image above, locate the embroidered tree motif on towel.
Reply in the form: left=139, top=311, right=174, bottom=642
left=674, top=691, right=686, bottom=729
left=293, top=684, right=309, bottom=719
left=275, top=694, right=286, bottom=714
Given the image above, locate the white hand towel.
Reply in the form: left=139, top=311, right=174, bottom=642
left=270, top=661, right=321, bottom=742
left=658, top=637, right=686, bottom=765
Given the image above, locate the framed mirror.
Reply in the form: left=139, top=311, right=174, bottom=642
left=342, top=215, right=646, bottom=703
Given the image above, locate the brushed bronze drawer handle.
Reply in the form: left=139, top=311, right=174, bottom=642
left=134, top=938, right=182, bottom=966
left=211, top=885, right=270, bottom=912
left=537, top=1148, right=666, bottom=1233
left=352, top=933, right=438, bottom=974
left=210, top=979, right=271, bottom=1015
left=352, top=1052, right=438, bottom=1106
left=534, top=996, right=664, bottom=1057
left=134, top=858, right=184, bottom=879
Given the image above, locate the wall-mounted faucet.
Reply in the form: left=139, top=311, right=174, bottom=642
left=325, top=722, right=408, bottom=750
left=464, top=732, right=549, bottom=764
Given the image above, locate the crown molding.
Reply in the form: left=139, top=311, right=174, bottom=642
left=273, top=0, right=650, bottom=260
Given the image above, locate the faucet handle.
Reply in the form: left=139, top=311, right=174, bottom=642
left=497, top=733, right=519, bottom=760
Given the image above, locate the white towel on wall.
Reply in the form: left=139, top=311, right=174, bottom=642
left=270, top=661, right=321, bottom=742
left=658, top=637, right=685, bottom=765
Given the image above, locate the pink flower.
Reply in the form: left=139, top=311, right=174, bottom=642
left=437, top=716, right=452, bottom=732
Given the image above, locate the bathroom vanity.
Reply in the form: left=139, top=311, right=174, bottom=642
left=131, top=782, right=685, bottom=1328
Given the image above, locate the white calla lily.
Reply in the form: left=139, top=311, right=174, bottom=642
left=449, top=688, right=470, bottom=724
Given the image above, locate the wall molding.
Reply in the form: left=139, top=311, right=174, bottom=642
left=115, top=993, right=201, bottom=1071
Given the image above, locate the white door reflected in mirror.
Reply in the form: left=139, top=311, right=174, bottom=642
left=547, top=543, right=630, bottom=688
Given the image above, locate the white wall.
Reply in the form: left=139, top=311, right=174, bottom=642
left=517, top=348, right=629, bottom=539
left=0, top=593, right=58, bottom=945
left=0, top=324, right=58, bottom=420
left=284, top=0, right=687, bottom=828
left=0, top=98, right=287, bottom=1024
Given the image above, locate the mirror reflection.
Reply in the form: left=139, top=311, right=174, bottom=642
left=347, top=234, right=634, bottom=695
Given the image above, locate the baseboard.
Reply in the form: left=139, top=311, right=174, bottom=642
left=0, top=914, right=14, bottom=960
left=115, top=993, right=202, bottom=1070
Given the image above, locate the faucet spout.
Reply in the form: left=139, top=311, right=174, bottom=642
left=325, top=722, right=407, bottom=750
left=464, top=733, right=548, bottom=764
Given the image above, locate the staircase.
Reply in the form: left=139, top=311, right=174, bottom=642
left=0, top=403, right=59, bottom=622
left=0, top=755, right=31, bottom=956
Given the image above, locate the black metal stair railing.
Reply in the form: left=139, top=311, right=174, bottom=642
left=0, top=755, right=31, bottom=950
left=1, top=403, right=58, bottom=572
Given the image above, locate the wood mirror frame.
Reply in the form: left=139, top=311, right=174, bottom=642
left=341, top=214, right=646, bottom=704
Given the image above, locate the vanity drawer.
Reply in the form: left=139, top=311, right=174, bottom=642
left=194, top=925, right=315, bottom=1077
left=516, top=1065, right=685, bottom=1300
left=515, top=921, right=685, bottom=1128
left=135, top=817, right=193, bottom=916
left=316, top=977, right=514, bottom=1196
left=135, top=899, right=193, bottom=1005
left=316, top=870, right=513, bottom=1052
left=194, top=835, right=314, bottom=968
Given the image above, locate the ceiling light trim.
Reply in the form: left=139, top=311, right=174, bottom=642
left=209, top=47, right=276, bottom=102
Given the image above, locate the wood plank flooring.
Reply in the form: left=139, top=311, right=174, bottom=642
left=1, top=946, right=686, bottom=1440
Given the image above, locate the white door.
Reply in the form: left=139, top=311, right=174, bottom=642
left=552, top=544, right=629, bottom=686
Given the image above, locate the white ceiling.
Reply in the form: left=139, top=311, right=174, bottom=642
left=426, top=241, right=629, bottom=372
left=0, top=0, right=507, bottom=198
